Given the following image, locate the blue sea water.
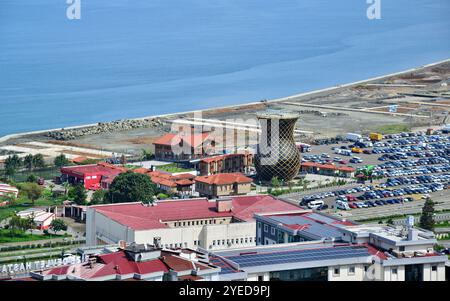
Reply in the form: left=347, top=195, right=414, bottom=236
left=0, top=0, right=449, bottom=136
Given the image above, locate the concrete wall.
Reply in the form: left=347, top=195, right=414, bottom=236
left=423, top=263, right=446, bottom=281
left=88, top=208, right=257, bottom=250
left=328, top=265, right=365, bottom=281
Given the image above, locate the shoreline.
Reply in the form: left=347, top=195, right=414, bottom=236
left=1, top=58, right=449, bottom=144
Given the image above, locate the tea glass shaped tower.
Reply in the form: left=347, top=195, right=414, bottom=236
left=254, top=112, right=301, bottom=182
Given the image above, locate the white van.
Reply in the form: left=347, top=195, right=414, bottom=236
left=308, top=200, right=325, bottom=209
left=335, top=200, right=350, bottom=211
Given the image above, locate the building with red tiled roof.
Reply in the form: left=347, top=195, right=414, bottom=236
left=60, top=162, right=128, bottom=190
left=86, top=195, right=299, bottom=251
left=198, top=152, right=253, bottom=176
left=30, top=243, right=220, bottom=281
left=153, top=131, right=215, bottom=161
left=148, top=171, right=196, bottom=196
left=195, top=172, right=253, bottom=199
left=300, top=162, right=355, bottom=178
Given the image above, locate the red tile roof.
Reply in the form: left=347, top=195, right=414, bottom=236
left=195, top=173, right=253, bottom=185
left=61, top=163, right=127, bottom=178
left=91, top=195, right=298, bottom=229
left=153, top=132, right=211, bottom=148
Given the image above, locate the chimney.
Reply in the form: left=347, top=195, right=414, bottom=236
left=118, top=240, right=127, bottom=250
left=216, top=197, right=233, bottom=213
left=153, top=237, right=162, bottom=249
left=407, top=228, right=418, bottom=241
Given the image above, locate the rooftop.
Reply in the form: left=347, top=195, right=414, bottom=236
left=91, top=195, right=299, bottom=230
left=257, top=211, right=355, bottom=240
left=153, top=132, right=211, bottom=148
left=195, top=173, right=253, bottom=185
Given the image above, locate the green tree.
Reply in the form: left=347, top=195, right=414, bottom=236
left=91, top=189, right=106, bottom=205
left=32, top=154, right=45, bottom=169
left=141, top=149, right=153, bottom=161
left=49, top=219, right=67, bottom=234
left=63, top=182, right=70, bottom=196
left=24, top=154, right=34, bottom=171
left=54, top=154, right=69, bottom=168
left=69, top=184, right=87, bottom=205
left=105, top=171, right=157, bottom=204
left=4, top=154, right=22, bottom=179
left=27, top=174, right=38, bottom=183
left=419, top=198, right=435, bottom=231
left=20, top=182, right=44, bottom=205
left=271, top=176, right=281, bottom=188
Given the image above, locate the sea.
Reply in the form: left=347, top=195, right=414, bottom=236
left=0, top=0, right=449, bottom=136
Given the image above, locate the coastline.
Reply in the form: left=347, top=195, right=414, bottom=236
left=1, top=58, right=449, bottom=144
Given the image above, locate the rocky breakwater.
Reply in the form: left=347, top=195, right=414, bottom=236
left=46, top=118, right=164, bottom=140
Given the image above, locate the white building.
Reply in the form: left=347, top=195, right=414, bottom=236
left=0, top=183, right=19, bottom=198
left=17, top=208, right=55, bottom=230
left=208, top=221, right=447, bottom=281
left=86, top=195, right=299, bottom=251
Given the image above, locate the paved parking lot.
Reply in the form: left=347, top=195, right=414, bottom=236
left=288, top=131, right=450, bottom=221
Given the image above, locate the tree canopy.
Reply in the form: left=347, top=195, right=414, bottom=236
left=4, top=154, right=22, bottom=178
left=54, top=154, right=70, bottom=168
left=105, top=171, right=158, bottom=204
left=19, top=182, right=44, bottom=205
left=419, top=198, right=435, bottom=231
left=50, top=219, right=67, bottom=234
left=69, top=184, right=87, bottom=205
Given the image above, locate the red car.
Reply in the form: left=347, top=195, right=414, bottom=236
left=346, top=195, right=357, bottom=202
left=339, top=160, right=348, bottom=164
left=348, top=203, right=358, bottom=209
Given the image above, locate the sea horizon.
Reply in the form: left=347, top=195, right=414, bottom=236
left=1, top=0, right=449, bottom=137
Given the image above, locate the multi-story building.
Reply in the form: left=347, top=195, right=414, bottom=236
left=255, top=210, right=355, bottom=245
left=195, top=173, right=253, bottom=199
left=85, top=195, right=298, bottom=251
left=198, top=153, right=253, bottom=176
left=153, top=132, right=215, bottom=161
left=30, top=242, right=221, bottom=281
left=60, top=162, right=127, bottom=190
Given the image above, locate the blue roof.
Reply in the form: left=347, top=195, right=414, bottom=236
left=270, top=215, right=343, bottom=239
left=223, top=245, right=370, bottom=268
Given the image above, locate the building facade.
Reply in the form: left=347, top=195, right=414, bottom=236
left=198, top=153, right=253, bottom=176
left=85, top=195, right=299, bottom=251
left=195, top=173, right=253, bottom=199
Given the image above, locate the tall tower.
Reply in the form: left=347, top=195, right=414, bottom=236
left=254, top=112, right=301, bottom=182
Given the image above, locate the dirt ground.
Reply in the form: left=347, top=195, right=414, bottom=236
left=2, top=62, right=449, bottom=155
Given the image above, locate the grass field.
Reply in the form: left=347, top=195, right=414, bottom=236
left=376, top=124, right=411, bottom=135
left=0, top=229, right=69, bottom=243
left=0, top=197, right=64, bottom=222
left=157, top=163, right=193, bottom=173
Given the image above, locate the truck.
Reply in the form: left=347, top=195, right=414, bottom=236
left=345, top=133, right=362, bottom=142
left=369, top=132, right=383, bottom=141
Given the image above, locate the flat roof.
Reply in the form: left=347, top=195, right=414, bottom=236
left=92, top=195, right=299, bottom=230
left=258, top=211, right=355, bottom=240
left=214, top=242, right=374, bottom=272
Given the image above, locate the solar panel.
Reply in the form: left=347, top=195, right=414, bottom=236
left=225, top=246, right=369, bottom=268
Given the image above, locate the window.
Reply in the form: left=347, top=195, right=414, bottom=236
left=432, top=266, right=437, bottom=272
left=271, top=227, right=276, bottom=235
left=213, top=240, right=216, bottom=246
left=264, top=225, right=268, bottom=232
left=392, top=268, right=398, bottom=275
left=364, top=266, right=368, bottom=272
left=257, top=222, right=261, bottom=229
left=399, top=246, right=405, bottom=251
left=348, top=266, right=355, bottom=275
left=333, top=268, right=340, bottom=276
